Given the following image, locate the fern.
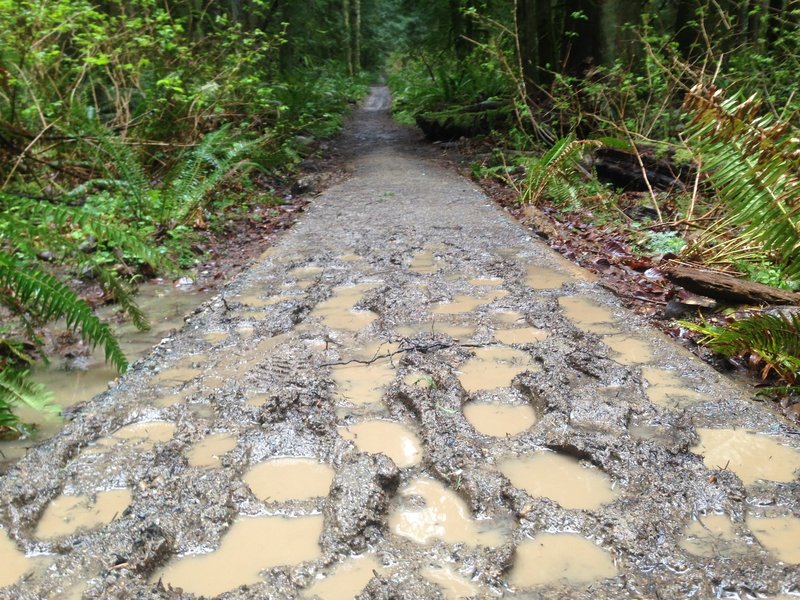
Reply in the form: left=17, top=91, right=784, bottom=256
left=683, top=85, right=800, bottom=277
left=681, top=311, right=800, bottom=385
left=520, top=135, right=601, bottom=205
left=0, top=252, right=128, bottom=373
left=1, top=192, right=164, bottom=269
left=164, top=126, right=261, bottom=226
left=0, top=369, right=57, bottom=424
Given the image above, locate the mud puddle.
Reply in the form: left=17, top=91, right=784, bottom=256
left=457, top=346, right=539, bottom=393
left=493, top=327, right=549, bottom=345
left=389, top=478, right=506, bottom=546
left=693, top=428, right=800, bottom=485
left=1, top=284, right=210, bottom=462
left=642, top=367, right=704, bottom=409
left=154, top=515, right=324, bottom=596
left=499, top=451, right=619, bottom=510
left=422, top=565, right=479, bottom=599
left=243, top=458, right=335, bottom=502
left=35, top=488, right=132, bottom=538
left=338, top=421, right=422, bottom=468
left=679, top=513, right=746, bottom=558
left=746, top=515, right=800, bottom=563
left=432, top=290, right=507, bottom=315
left=410, top=250, right=444, bottom=274
left=510, top=533, right=617, bottom=588
left=187, top=433, right=238, bottom=468
left=332, top=341, right=399, bottom=405
left=525, top=265, right=573, bottom=290
left=463, top=402, right=537, bottom=437
left=304, top=554, right=384, bottom=599
left=311, top=283, right=378, bottom=332
left=558, top=295, right=619, bottom=335
left=0, top=528, right=44, bottom=588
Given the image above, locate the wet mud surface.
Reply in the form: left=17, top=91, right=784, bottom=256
left=1, top=87, right=799, bottom=599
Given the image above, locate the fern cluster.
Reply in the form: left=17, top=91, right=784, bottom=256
left=683, top=85, right=800, bottom=278
left=682, top=311, right=800, bottom=385
left=0, top=189, right=162, bottom=431
left=87, top=125, right=263, bottom=228
left=520, top=135, right=601, bottom=205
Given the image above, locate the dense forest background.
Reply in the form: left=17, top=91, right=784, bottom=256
left=1, top=0, right=799, bottom=428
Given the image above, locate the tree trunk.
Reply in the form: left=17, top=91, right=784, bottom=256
left=343, top=0, right=353, bottom=76
left=515, top=0, right=540, bottom=97
left=535, top=0, right=556, bottom=84
left=562, top=0, right=602, bottom=75
left=674, top=0, right=702, bottom=60
left=354, top=0, right=361, bottom=73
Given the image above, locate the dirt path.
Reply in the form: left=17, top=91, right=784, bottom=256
left=1, top=87, right=799, bottom=599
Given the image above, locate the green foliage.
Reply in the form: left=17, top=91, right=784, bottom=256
left=683, top=85, right=800, bottom=278
left=519, top=135, right=601, bottom=205
left=642, top=231, right=686, bottom=255
left=0, top=253, right=127, bottom=372
left=681, top=311, right=800, bottom=385
left=0, top=369, right=57, bottom=434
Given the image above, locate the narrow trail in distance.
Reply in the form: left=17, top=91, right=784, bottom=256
left=1, top=87, right=799, bottom=600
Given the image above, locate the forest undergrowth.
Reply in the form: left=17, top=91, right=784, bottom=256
left=387, top=0, right=800, bottom=421
left=0, top=0, right=375, bottom=432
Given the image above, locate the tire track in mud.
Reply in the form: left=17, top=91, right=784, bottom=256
left=1, top=87, right=799, bottom=599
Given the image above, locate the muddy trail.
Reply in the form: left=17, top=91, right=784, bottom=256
left=2, top=87, right=799, bottom=599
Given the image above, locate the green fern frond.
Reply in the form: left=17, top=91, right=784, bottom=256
left=89, top=129, right=151, bottom=216
left=521, top=135, right=601, bottom=205
left=0, top=369, right=58, bottom=428
left=93, top=268, right=150, bottom=332
left=683, top=85, right=800, bottom=276
left=0, top=252, right=128, bottom=373
left=166, top=129, right=262, bottom=226
left=0, top=192, right=163, bottom=270
left=681, top=311, right=800, bottom=384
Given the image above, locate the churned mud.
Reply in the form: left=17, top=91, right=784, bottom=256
left=1, top=87, right=799, bottom=599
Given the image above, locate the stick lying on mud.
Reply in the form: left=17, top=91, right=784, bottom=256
left=320, top=339, right=484, bottom=367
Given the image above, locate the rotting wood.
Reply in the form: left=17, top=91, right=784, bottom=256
left=662, top=263, right=800, bottom=305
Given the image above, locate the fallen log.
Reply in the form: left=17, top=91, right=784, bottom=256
left=662, top=263, right=800, bottom=305
left=592, top=147, right=694, bottom=192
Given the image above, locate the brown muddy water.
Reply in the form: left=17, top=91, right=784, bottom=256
left=1, top=283, right=211, bottom=463
left=1, top=86, right=799, bottom=599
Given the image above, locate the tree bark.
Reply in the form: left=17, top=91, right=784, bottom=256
left=515, top=0, right=540, bottom=96
left=343, top=0, right=353, bottom=75
left=354, top=0, right=361, bottom=73
left=562, top=0, right=602, bottom=75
